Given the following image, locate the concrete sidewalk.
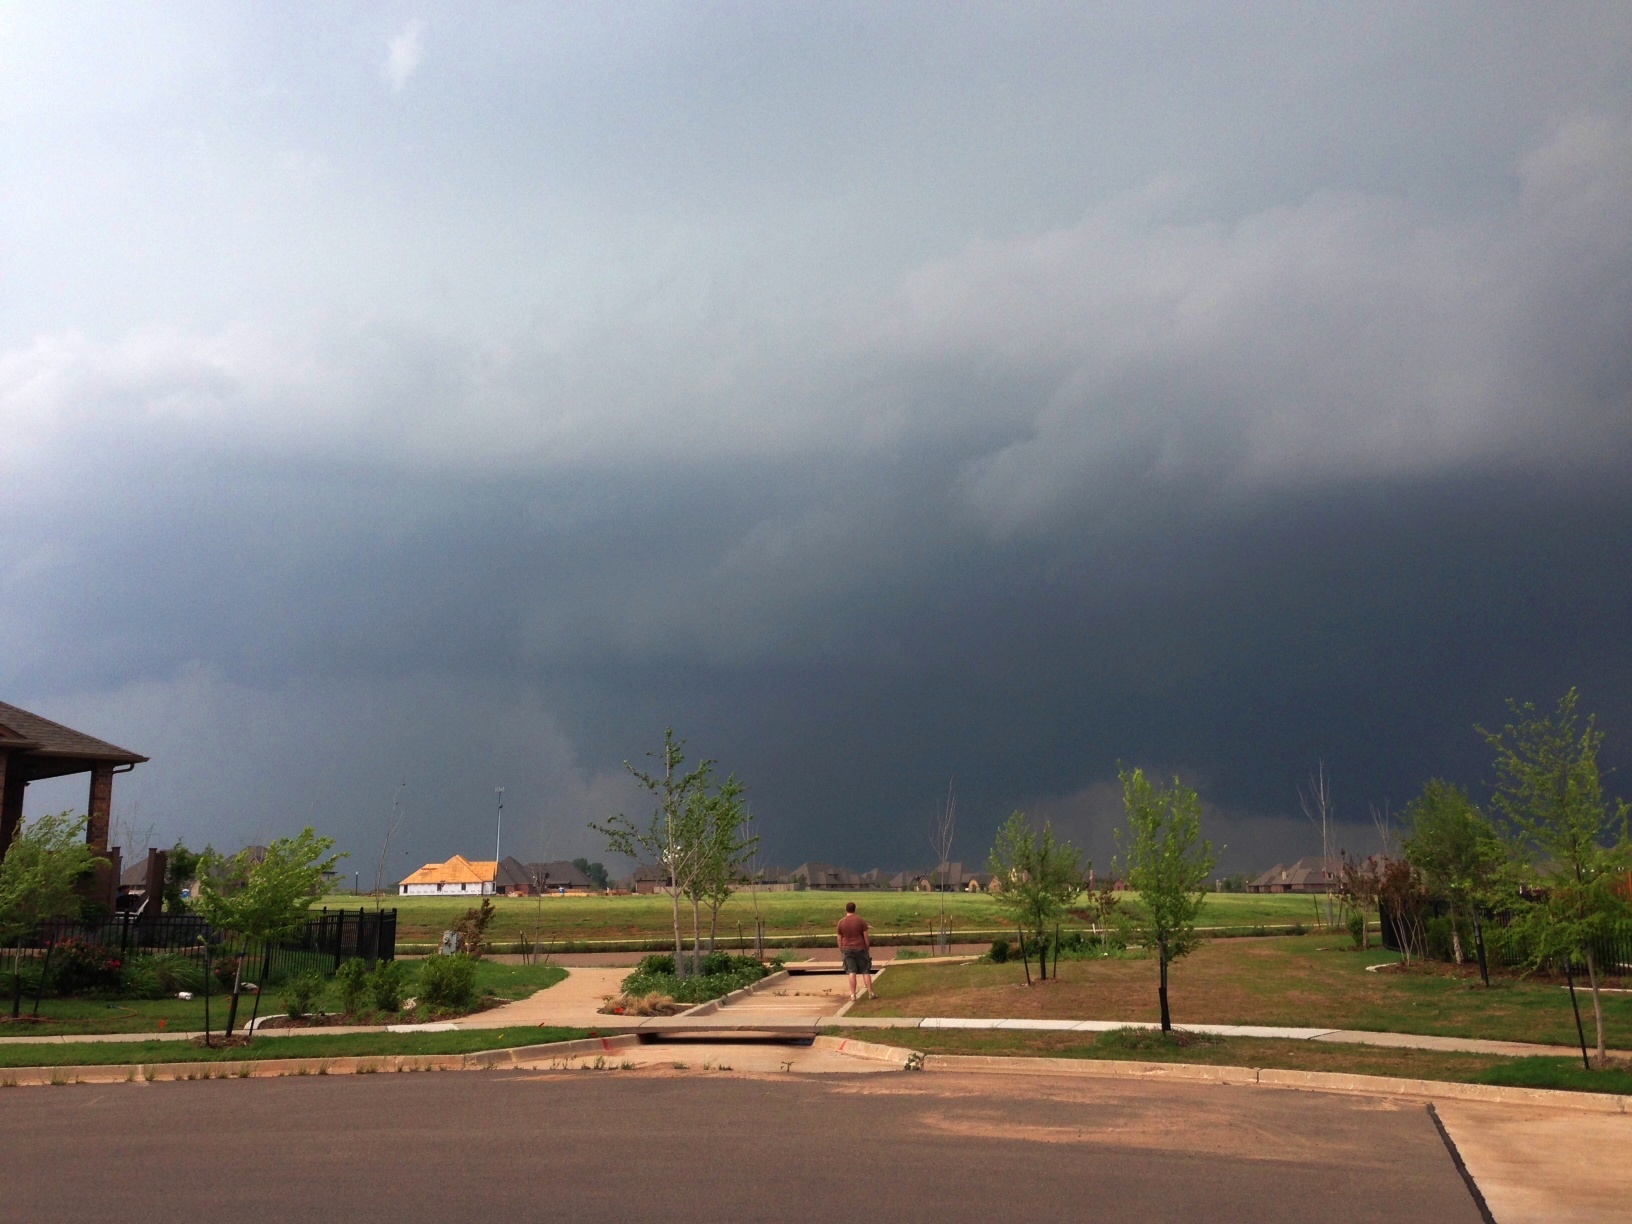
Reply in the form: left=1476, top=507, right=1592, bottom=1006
left=3, top=965, right=1624, bottom=1065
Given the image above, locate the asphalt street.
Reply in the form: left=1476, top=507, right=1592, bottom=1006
left=1, top=1069, right=1485, bottom=1223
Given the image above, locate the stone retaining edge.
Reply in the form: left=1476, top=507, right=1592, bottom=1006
left=920, top=1053, right=1632, bottom=1114
left=679, top=970, right=792, bottom=1018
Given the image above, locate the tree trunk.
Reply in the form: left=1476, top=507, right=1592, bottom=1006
left=1563, top=958, right=1590, bottom=1070
left=225, top=952, right=245, bottom=1037
left=1158, top=948, right=1171, bottom=1033
left=670, top=889, right=686, bottom=980
left=709, top=906, right=719, bottom=953
left=201, top=942, right=213, bottom=1047
left=245, top=945, right=271, bottom=1042
left=690, top=898, right=702, bottom=976
left=1017, top=923, right=1031, bottom=986
left=1472, top=914, right=1489, bottom=987
left=1585, top=945, right=1607, bottom=1068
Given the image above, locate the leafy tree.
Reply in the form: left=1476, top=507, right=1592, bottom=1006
left=1, top=813, right=105, bottom=1017
left=1401, top=779, right=1509, bottom=975
left=591, top=729, right=714, bottom=980
left=162, top=840, right=205, bottom=913
left=686, top=779, right=756, bottom=962
left=986, top=811, right=1085, bottom=982
left=572, top=858, right=610, bottom=891
left=196, top=827, right=343, bottom=1038
left=1117, top=769, right=1216, bottom=1032
left=1480, top=690, right=1632, bottom=1067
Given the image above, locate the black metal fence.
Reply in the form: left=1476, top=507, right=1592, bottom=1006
left=6, top=908, right=396, bottom=990
left=1379, top=906, right=1632, bottom=976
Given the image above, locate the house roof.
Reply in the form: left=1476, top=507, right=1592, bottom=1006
left=524, top=860, right=594, bottom=889
left=400, top=855, right=497, bottom=887
left=1251, top=857, right=1340, bottom=888
left=0, top=700, right=147, bottom=775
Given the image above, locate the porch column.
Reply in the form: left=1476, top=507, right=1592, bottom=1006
left=86, top=763, right=114, bottom=852
left=0, top=752, right=23, bottom=857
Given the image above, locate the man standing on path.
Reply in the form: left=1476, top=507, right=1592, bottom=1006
left=837, top=901, right=875, bottom=1001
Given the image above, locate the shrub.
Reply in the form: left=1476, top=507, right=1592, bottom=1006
left=619, top=954, right=770, bottom=1005
left=369, top=960, right=407, bottom=1013
left=120, top=957, right=165, bottom=1000
left=336, top=957, right=371, bottom=1015
left=51, top=939, right=124, bottom=996
left=452, top=900, right=497, bottom=960
left=988, top=938, right=1010, bottom=963
left=283, top=970, right=325, bottom=1019
left=1346, top=911, right=1367, bottom=949
left=210, top=952, right=240, bottom=991
left=1287, top=923, right=1307, bottom=937
left=148, top=953, right=203, bottom=995
left=418, top=953, right=478, bottom=1012
left=637, top=953, right=676, bottom=976
left=700, top=950, right=733, bottom=976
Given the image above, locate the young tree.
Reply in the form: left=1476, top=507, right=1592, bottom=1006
left=1337, top=850, right=1381, bottom=950
left=929, top=781, right=957, bottom=954
left=591, top=728, right=713, bottom=980
left=1400, top=779, right=1508, bottom=975
left=986, top=811, right=1085, bottom=982
left=0, top=813, right=105, bottom=1017
left=196, top=827, right=343, bottom=1039
left=1481, top=690, right=1632, bottom=1067
left=688, top=779, right=756, bottom=959
left=1117, top=769, right=1216, bottom=1032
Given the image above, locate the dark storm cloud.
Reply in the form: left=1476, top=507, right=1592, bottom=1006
left=4, top=4, right=1632, bottom=873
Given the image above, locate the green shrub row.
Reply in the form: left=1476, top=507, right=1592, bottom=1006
left=619, top=952, right=774, bottom=1004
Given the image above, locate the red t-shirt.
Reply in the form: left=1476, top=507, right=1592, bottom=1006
left=837, top=914, right=869, bottom=949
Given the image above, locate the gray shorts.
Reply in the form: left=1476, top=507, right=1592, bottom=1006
left=842, top=948, right=872, bottom=974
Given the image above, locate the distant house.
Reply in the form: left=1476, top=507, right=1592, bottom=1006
left=507, top=859, right=596, bottom=896
left=622, top=865, right=669, bottom=895
left=1248, top=857, right=1341, bottom=894
left=399, top=855, right=499, bottom=897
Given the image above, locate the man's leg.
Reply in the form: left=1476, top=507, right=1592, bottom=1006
left=847, top=969, right=858, bottom=1000
left=862, top=968, right=875, bottom=999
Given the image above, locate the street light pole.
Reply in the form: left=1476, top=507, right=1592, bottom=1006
left=494, top=787, right=505, bottom=872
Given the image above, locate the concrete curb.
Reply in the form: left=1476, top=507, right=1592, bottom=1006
left=812, top=1035, right=920, bottom=1067
left=921, top=1053, right=1632, bottom=1114
left=679, top=970, right=791, bottom=1018
left=0, top=1033, right=647, bottom=1089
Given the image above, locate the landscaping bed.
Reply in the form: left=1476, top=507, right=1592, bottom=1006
left=601, top=952, right=776, bottom=1014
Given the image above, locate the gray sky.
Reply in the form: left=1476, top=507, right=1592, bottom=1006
left=4, top=3, right=1631, bottom=880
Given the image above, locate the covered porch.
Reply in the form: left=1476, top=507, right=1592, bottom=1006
left=0, top=700, right=149, bottom=913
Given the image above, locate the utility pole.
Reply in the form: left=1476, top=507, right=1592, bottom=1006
left=494, top=787, right=505, bottom=867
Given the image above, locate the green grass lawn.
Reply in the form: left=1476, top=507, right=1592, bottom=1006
left=826, top=1025, right=1632, bottom=1096
left=846, top=932, right=1632, bottom=1049
left=335, top=890, right=1321, bottom=947
left=0, top=1026, right=592, bottom=1070
left=0, top=961, right=565, bottom=1038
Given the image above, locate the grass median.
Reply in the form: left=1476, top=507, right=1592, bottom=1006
left=847, top=932, right=1632, bottom=1049
left=344, top=891, right=1320, bottom=947
left=827, top=1025, right=1632, bottom=1096
left=0, top=1026, right=594, bottom=1070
